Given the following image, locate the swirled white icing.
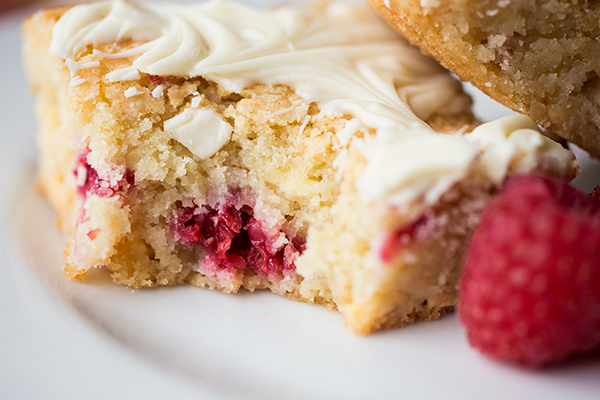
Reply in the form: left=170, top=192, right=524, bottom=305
left=357, top=115, right=578, bottom=205
left=49, top=0, right=577, bottom=206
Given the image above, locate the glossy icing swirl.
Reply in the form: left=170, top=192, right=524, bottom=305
left=50, top=0, right=577, bottom=206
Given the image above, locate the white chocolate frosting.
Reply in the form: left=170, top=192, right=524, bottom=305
left=49, top=0, right=577, bottom=207
left=358, top=114, right=578, bottom=205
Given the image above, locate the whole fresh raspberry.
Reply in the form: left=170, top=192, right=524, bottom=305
left=459, top=174, right=600, bottom=367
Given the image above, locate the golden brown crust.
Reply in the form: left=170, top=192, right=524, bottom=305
left=64, top=240, right=86, bottom=281
left=368, top=0, right=600, bottom=156
left=23, top=6, right=81, bottom=238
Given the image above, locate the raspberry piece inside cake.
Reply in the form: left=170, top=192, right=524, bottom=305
left=171, top=201, right=302, bottom=284
left=75, top=152, right=134, bottom=199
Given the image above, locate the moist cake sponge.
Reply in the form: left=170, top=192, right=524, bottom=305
left=367, top=0, right=600, bottom=157
left=23, top=0, right=578, bottom=334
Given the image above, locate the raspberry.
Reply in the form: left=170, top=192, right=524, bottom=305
left=459, top=174, right=600, bottom=367
left=170, top=202, right=302, bottom=278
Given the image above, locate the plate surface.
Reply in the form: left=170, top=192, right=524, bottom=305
left=1, top=2, right=600, bottom=399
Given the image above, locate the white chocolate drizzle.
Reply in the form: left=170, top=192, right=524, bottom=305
left=106, top=65, right=141, bottom=82
left=65, top=58, right=100, bottom=77
left=69, top=76, right=86, bottom=87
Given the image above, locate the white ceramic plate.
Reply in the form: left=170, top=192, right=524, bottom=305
left=2, top=2, right=600, bottom=399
